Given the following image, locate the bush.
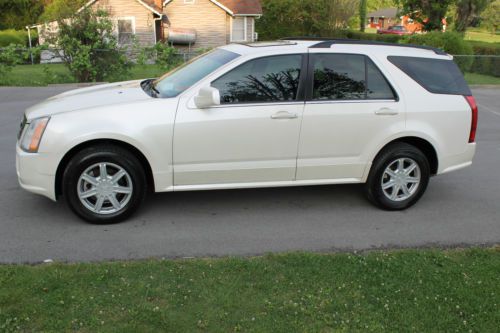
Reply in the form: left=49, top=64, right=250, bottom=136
left=0, top=44, right=25, bottom=75
left=50, top=8, right=130, bottom=82
left=0, top=30, right=26, bottom=47
left=401, top=32, right=474, bottom=72
left=466, top=41, right=500, bottom=77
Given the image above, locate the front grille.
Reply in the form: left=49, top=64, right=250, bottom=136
left=18, top=115, right=27, bottom=140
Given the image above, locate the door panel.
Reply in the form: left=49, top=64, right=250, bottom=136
left=297, top=52, right=405, bottom=181
left=174, top=103, right=304, bottom=185
left=173, top=54, right=305, bottom=186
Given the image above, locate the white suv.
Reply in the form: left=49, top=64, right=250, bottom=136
left=16, top=40, right=478, bottom=223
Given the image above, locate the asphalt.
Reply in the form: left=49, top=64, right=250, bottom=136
left=0, top=86, right=499, bottom=264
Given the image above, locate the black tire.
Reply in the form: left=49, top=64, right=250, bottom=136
left=365, top=142, right=430, bottom=210
left=62, top=144, right=147, bottom=224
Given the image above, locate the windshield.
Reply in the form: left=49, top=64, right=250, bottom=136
left=153, top=49, right=240, bottom=98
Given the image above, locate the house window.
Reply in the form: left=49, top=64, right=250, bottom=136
left=117, top=18, right=134, bottom=44
left=231, top=17, right=247, bottom=42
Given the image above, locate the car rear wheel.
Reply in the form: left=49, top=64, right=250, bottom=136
left=365, top=142, right=430, bottom=210
left=62, top=145, right=147, bottom=224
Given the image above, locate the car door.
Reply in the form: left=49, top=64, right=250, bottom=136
left=297, top=51, right=405, bottom=181
left=173, top=54, right=306, bottom=187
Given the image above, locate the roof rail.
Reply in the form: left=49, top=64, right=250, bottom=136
left=279, top=37, right=448, bottom=55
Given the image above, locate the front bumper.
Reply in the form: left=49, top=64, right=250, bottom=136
left=16, top=145, right=57, bottom=201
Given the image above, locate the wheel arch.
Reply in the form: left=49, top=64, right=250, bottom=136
left=55, top=139, right=155, bottom=199
left=371, top=136, right=439, bottom=176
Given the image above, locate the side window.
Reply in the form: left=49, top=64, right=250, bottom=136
left=212, top=55, right=303, bottom=104
left=366, top=58, right=396, bottom=99
left=311, top=54, right=396, bottom=101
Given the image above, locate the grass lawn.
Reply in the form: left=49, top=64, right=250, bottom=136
left=465, top=72, right=500, bottom=85
left=0, top=64, right=169, bottom=87
left=1, top=248, right=499, bottom=332
left=465, top=29, right=500, bottom=43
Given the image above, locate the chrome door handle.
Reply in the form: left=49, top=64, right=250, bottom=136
left=271, top=111, right=298, bottom=119
left=375, top=108, right=399, bottom=116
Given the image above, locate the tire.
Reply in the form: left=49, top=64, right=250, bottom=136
left=365, top=142, right=430, bottom=210
left=62, top=144, right=147, bottom=224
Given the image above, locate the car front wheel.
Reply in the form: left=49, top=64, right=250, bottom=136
left=62, top=145, right=147, bottom=224
left=365, top=142, right=430, bottom=210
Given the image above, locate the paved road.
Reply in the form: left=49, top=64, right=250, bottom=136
left=0, top=86, right=499, bottom=263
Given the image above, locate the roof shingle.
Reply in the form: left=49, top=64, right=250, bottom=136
left=214, top=0, right=262, bottom=15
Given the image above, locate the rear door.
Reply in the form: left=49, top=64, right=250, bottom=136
left=297, top=51, right=405, bottom=181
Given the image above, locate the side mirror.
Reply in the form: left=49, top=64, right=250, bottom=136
left=194, top=86, right=220, bottom=109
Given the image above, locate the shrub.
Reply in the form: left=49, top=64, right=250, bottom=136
left=0, top=30, right=26, bottom=47
left=466, top=41, right=500, bottom=77
left=0, top=44, right=24, bottom=75
left=50, top=8, right=130, bottom=82
left=401, top=32, right=474, bottom=72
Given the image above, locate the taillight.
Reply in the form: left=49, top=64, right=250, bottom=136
left=464, top=95, right=478, bottom=143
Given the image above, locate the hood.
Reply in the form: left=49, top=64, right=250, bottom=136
left=25, top=80, right=153, bottom=120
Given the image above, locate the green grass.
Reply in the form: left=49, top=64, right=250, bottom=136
left=465, top=29, right=500, bottom=43
left=1, top=248, right=499, bottom=332
left=0, top=64, right=169, bottom=87
left=465, top=72, right=500, bottom=85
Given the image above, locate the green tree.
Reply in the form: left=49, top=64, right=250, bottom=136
left=454, top=0, right=493, bottom=32
left=40, top=0, right=86, bottom=22
left=479, top=0, right=499, bottom=33
left=0, top=0, right=45, bottom=29
left=359, top=0, right=368, bottom=32
left=395, top=0, right=454, bottom=31
left=49, top=8, right=130, bottom=82
left=256, top=0, right=359, bottom=40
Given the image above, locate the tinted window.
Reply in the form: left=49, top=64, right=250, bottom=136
left=212, top=55, right=302, bottom=104
left=388, top=56, right=471, bottom=95
left=312, top=54, right=396, bottom=101
left=154, top=49, right=240, bottom=98
left=367, top=58, right=395, bottom=99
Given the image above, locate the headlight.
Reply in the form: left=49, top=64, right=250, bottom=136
left=20, top=117, right=50, bottom=153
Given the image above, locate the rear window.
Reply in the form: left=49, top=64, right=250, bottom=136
left=388, top=56, right=471, bottom=96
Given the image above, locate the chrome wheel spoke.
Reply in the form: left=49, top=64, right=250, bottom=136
left=382, top=180, right=395, bottom=190
left=94, top=196, right=105, bottom=212
left=79, top=188, right=97, bottom=199
left=401, top=185, right=410, bottom=196
left=111, top=169, right=126, bottom=184
left=113, top=185, right=132, bottom=194
left=406, top=176, right=420, bottom=183
left=99, top=163, right=108, bottom=179
left=107, top=194, right=121, bottom=210
left=81, top=174, right=98, bottom=186
left=390, top=185, right=401, bottom=200
left=404, top=163, right=417, bottom=176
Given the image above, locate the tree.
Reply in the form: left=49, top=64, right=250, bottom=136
left=40, top=0, right=86, bottom=22
left=256, top=0, right=359, bottom=39
left=480, top=0, right=500, bottom=33
left=454, top=0, right=493, bottom=32
left=395, top=0, right=455, bottom=31
left=49, top=8, right=130, bottom=82
left=0, top=0, right=45, bottom=29
left=359, top=0, right=368, bottom=32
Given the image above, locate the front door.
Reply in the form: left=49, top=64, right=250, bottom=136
left=173, top=54, right=305, bottom=186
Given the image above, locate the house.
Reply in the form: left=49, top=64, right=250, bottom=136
left=367, top=8, right=398, bottom=29
left=37, top=0, right=262, bottom=49
left=366, top=7, right=431, bottom=33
